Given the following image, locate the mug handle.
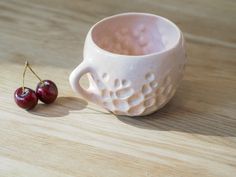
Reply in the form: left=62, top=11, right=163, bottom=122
left=69, top=61, right=100, bottom=104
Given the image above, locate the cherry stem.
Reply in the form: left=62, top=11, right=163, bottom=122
left=26, top=61, right=43, bottom=83
left=22, top=60, right=43, bottom=92
left=22, top=61, right=28, bottom=92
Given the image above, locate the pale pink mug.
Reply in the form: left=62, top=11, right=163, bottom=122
left=70, top=13, right=186, bottom=116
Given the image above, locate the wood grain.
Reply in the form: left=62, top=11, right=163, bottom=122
left=0, top=0, right=236, bottom=176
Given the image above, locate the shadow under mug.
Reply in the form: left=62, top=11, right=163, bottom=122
left=69, top=12, right=186, bottom=116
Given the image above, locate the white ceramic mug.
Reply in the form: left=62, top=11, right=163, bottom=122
left=69, top=12, right=186, bottom=116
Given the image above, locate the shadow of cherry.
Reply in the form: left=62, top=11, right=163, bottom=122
left=30, top=97, right=88, bottom=117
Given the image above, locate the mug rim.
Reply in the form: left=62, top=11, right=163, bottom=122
left=88, top=12, right=182, bottom=58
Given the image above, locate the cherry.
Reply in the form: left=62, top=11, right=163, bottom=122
left=14, top=61, right=58, bottom=110
left=36, top=80, right=58, bottom=104
left=26, top=61, right=58, bottom=104
left=14, top=87, right=38, bottom=110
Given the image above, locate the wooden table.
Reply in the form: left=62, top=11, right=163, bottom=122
left=0, top=0, right=235, bottom=176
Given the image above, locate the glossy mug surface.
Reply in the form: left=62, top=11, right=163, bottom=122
left=69, top=12, right=186, bottom=116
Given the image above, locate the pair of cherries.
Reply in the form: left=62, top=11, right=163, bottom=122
left=14, top=61, right=58, bottom=110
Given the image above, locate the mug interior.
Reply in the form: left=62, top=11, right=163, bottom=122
left=91, top=13, right=181, bottom=56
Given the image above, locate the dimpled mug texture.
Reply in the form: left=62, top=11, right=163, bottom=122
left=69, top=13, right=186, bottom=116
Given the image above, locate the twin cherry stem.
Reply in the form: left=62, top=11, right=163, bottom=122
left=22, top=61, right=43, bottom=93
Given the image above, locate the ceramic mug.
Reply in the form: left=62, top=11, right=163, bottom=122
left=69, top=12, right=186, bottom=116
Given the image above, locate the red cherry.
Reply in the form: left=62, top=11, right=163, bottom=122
left=14, top=87, right=38, bottom=110
left=36, top=80, right=58, bottom=104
